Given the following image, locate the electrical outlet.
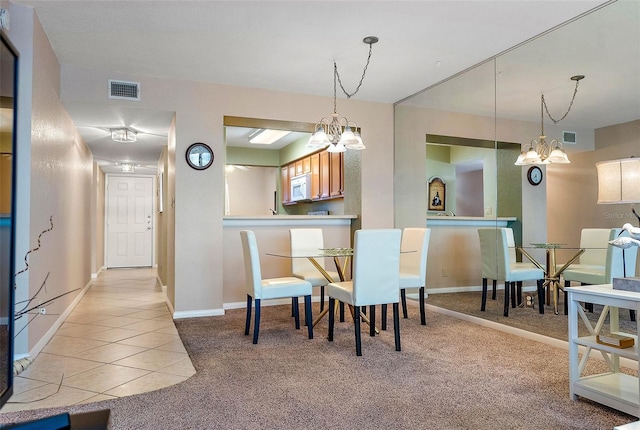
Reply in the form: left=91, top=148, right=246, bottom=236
left=39, top=308, right=46, bottom=315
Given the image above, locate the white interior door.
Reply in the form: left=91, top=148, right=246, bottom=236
left=106, top=175, right=154, bottom=268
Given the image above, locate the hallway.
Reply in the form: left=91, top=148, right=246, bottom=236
left=1, top=268, right=195, bottom=413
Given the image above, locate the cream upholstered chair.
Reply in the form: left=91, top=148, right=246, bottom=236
left=478, top=228, right=545, bottom=317
left=382, top=228, right=431, bottom=327
left=240, top=230, right=313, bottom=344
left=289, top=228, right=340, bottom=312
left=327, top=229, right=402, bottom=356
left=563, top=228, right=637, bottom=320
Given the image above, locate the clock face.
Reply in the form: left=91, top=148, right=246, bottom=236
left=527, top=166, right=543, bottom=186
left=186, top=143, right=214, bottom=170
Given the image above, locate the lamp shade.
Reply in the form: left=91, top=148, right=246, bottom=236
left=596, top=158, right=640, bottom=204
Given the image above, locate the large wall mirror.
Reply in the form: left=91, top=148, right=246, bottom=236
left=393, top=0, right=640, bottom=305
left=0, top=31, right=18, bottom=409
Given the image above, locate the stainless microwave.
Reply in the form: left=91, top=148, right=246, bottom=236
left=290, top=173, right=312, bottom=202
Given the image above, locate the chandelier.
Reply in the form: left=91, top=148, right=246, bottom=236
left=307, top=36, right=378, bottom=153
left=515, top=75, right=584, bottom=165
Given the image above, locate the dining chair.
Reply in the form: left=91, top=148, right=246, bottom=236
left=327, top=229, right=402, bottom=356
left=563, top=228, right=637, bottom=320
left=381, top=228, right=431, bottom=328
left=477, top=228, right=545, bottom=317
left=289, top=228, right=340, bottom=313
left=240, top=230, right=313, bottom=344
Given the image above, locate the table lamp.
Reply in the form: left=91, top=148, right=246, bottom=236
left=596, top=157, right=640, bottom=226
left=598, top=157, right=640, bottom=292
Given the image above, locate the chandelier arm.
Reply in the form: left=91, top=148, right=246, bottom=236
left=542, top=79, right=581, bottom=124
left=334, top=41, right=374, bottom=99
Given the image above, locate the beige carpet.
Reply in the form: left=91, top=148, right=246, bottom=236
left=425, top=289, right=637, bottom=341
left=0, top=302, right=636, bottom=429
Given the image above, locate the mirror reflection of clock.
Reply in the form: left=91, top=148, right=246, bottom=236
left=527, top=166, right=543, bottom=186
left=186, top=143, right=214, bottom=170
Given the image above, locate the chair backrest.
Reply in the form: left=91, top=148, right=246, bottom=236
left=240, top=230, right=262, bottom=297
left=505, top=228, right=517, bottom=263
left=478, top=228, right=510, bottom=281
left=290, top=228, right=325, bottom=273
left=352, top=229, right=402, bottom=306
left=579, top=228, right=611, bottom=265
left=400, top=228, right=431, bottom=284
left=606, top=228, right=638, bottom=280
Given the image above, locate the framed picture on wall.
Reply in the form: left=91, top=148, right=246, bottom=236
left=428, top=176, right=446, bottom=211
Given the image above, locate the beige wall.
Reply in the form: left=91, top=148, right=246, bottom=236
left=9, top=4, right=94, bottom=356
left=57, top=63, right=393, bottom=316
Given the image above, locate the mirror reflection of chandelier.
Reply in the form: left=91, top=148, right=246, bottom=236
left=515, top=75, right=584, bottom=165
left=307, top=37, right=378, bottom=153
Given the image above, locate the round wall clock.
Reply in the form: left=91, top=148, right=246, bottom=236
left=186, top=142, right=214, bottom=170
left=527, top=166, right=543, bottom=186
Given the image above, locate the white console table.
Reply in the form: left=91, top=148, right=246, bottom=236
left=567, top=284, right=640, bottom=418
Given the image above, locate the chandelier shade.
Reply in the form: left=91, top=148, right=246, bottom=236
left=596, top=158, right=640, bottom=204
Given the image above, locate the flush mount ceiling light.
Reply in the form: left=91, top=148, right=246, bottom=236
left=120, top=162, right=135, bottom=173
left=307, top=36, right=378, bottom=153
left=111, top=128, right=137, bottom=143
left=249, top=129, right=291, bottom=145
left=515, top=75, right=584, bottom=165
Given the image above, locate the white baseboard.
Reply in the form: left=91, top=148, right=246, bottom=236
left=91, top=266, right=106, bottom=279
left=27, top=279, right=93, bottom=361
left=173, top=308, right=225, bottom=319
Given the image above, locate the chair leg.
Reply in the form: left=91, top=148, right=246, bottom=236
left=503, top=282, right=510, bottom=317
left=245, top=294, right=252, bottom=336
left=291, top=297, right=295, bottom=317
left=631, top=310, right=636, bottom=322
left=481, top=278, right=488, bottom=312
left=537, top=279, right=545, bottom=314
left=353, top=305, right=362, bottom=356
left=339, top=302, right=345, bottom=322
left=292, top=297, right=300, bottom=329
left=516, top=282, right=523, bottom=307
left=511, top=282, right=517, bottom=309
left=419, top=287, right=426, bottom=325
left=381, top=304, right=387, bottom=331
left=253, top=298, right=261, bottom=344
left=319, top=286, right=325, bottom=312
left=492, top=280, right=497, bottom=300
left=369, top=305, right=376, bottom=337
left=304, top=295, right=313, bottom=339
left=393, top=302, right=401, bottom=352
left=328, top=297, right=335, bottom=342
left=401, top=289, right=408, bottom=319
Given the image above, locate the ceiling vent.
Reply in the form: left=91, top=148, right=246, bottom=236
left=562, top=131, right=577, bottom=145
left=108, top=79, right=140, bottom=101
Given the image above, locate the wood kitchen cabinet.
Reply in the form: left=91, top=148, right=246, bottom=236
left=329, top=152, right=343, bottom=197
left=310, top=153, right=320, bottom=199
left=319, top=151, right=330, bottom=199
left=281, top=166, right=290, bottom=203
left=281, top=149, right=343, bottom=204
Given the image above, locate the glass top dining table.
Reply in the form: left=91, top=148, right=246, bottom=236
left=517, top=243, right=585, bottom=315
left=266, top=247, right=359, bottom=328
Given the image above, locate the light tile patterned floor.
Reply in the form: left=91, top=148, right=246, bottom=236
left=1, top=268, right=195, bottom=413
